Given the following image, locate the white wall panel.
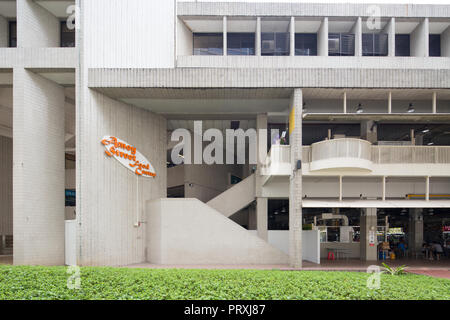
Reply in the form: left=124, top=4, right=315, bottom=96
left=77, top=89, right=167, bottom=266
left=13, top=69, right=65, bottom=265
left=0, top=136, right=12, bottom=235
left=83, top=0, right=175, bottom=68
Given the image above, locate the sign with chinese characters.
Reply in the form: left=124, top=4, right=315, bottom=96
left=101, top=136, right=156, bottom=178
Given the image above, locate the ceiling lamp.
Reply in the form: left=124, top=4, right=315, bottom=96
left=407, top=103, right=415, bottom=113
left=427, top=142, right=434, bottom=146
left=422, top=128, right=430, bottom=134
left=356, top=103, right=363, bottom=114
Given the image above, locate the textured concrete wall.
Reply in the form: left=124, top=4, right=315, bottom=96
left=83, top=0, right=175, bottom=68
left=76, top=90, right=167, bottom=266
left=13, top=69, right=65, bottom=265
left=178, top=2, right=450, bottom=18
left=17, top=0, right=60, bottom=47
left=411, top=18, right=429, bottom=57
left=0, top=136, right=12, bottom=235
left=146, top=198, right=288, bottom=265
left=176, top=18, right=193, bottom=57
left=288, top=89, right=302, bottom=268
left=0, top=15, right=7, bottom=47
left=442, top=26, right=450, bottom=57
left=89, top=67, right=450, bottom=89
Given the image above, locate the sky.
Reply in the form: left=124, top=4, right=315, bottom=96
left=180, top=0, right=450, bottom=4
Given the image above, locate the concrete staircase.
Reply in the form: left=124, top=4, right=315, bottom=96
left=206, top=173, right=256, bottom=218
left=146, top=198, right=288, bottom=265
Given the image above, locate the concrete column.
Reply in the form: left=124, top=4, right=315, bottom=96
left=256, top=197, right=268, bottom=241
left=432, top=92, right=437, bottom=113
left=289, top=89, right=303, bottom=268
left=343, top=91, right=347, bottom=113
left=256, top=17, right=261, bottom=56
left=388, top=91, right=392, bottom=113
left=290, top=16, right=295, bottom=56
left=360, top=208, right=377, bottom=261
left=411, top=18, right=429, bottom=57
left=408, top=208, right=423, bottom=254
left=317, top=17, right=328, bottom=56
left=223, top=16, right=227, bottom=56
left=13, top=68, right=65, bottom=265
left=248, top=202, right=257, bottom=230
left=383, top=17, right=395, bottom=57
left=17, top=0, right=61, bottom=47
left=0, top=15, right=7, bottom=47
left=351, top=17, right=362, bottom=57
left=360, top=120, right=377, bottom=144
left=442, top=26, right=450, bottom=57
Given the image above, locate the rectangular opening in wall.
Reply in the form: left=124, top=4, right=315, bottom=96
left=193, top=33, right=223, bottom=55
left=61, top=21, right=75, bottom=47
left=362, top=33, right=388, bottom=56
left=227, top=33, right=255, bottom=55
left=328, top=33, right=355, bottom=56
left=8, top=21, right=16, bottom=47
left=395, top=34, right=410, bottom=56
left=295, top=33, right=317, bottom=56
left=429, top=34, right=441, bottom=57
left=261, top=18, right=290, bottom=56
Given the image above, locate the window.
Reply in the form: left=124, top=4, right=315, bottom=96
left=429, top=34, right=441, bottom=57
left=328, top=33, right=355, bottom=56
left=61, top=21, right=75, bottom=47
left=362, top=33, right=388, bottom=56
left=9, top=21, right=16, bottom=47
left=295, top=33, right=317, bottom=56
left=227, top=33, right=255, bottom=55
left=395, top=34, right=410, bottom=56
left=261, top=32, right=289, bottom=56
left=193, top=33, right=223, bottom=55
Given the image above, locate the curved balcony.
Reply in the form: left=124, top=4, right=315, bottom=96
left=310, top=138, right=373, bottom=172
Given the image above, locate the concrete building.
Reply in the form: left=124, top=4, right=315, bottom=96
left=0, top=0, right=450, bottom=267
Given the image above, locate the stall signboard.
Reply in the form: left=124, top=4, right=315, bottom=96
left=101, top=136, right=156, bottom=178
left=387, top=227, right=404, bottom=235
left=443, top=226, right=450, bottom=232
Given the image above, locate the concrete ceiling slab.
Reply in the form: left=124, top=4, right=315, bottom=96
left=35, top=0, right=74, bottom=18
left=0, top=0, right=16, bottom=18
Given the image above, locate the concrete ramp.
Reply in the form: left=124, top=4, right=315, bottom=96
left=146, top=198, right=289, bottom=265
left=206, top=174, right=255, bottom=218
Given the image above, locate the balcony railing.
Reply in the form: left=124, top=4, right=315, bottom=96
left=310, top=138, right=373, bottom=172
left=371, top=146, right=450, bottom=164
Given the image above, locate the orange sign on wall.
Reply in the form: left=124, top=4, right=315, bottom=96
left=101, top=136, right=156, bottom=178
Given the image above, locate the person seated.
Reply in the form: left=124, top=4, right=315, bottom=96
left=432, top=242, right=444, bottom=261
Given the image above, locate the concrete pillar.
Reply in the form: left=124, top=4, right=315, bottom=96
left=360, top=208, right=377, bottom=261
left=432, top=92, right=437, bottom=114
left=388, top=91, right=392, bottom=113
left=256, top=197, right=268, bottom=241
left=290, top=16, right=295, bottom=56
left=343, top=91, right=347, bottom=113
left=13, top=68, right=65, bottom=265
left=17, top=0, right=61, bottom=47
left=0, top=15, right=8, bottom=47
left=317, top=17, right=328, bottom=56
left=223, top=16, right=227, bottom=56
left=289, top=89, right=303, bottom=268
left=383, top=17, right=395, bottom=57
left=248, top=202, right=257, bottom=230
left=442, top=26, right=450, bottom=57
left=408, top=208, right=423, bottom=254
left=351, top=17, right=362, bottom=57
left=256, top=17, right=261, bottom=56
left=411, top=18, right=429, bottom=57
left=361, top=120, right=377, bottom=144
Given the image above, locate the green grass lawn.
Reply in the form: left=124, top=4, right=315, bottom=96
left=0, top=265, right=449, bottom=300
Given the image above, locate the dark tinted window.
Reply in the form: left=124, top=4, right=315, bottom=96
left=61, top=21, right=75, bottom=47
left=193, top=33, right=223, bottom=55
left=261, top=32, right=289, bottom=56
left=362, top=33, right=388, bottom=56
left=329, top=33, right=355, bottom=56
left=295, top=33, right=317, bottom=56
left=395, top=34, right=410, bottom=56
left=227, top=33, right=255, bottom=55
left=9, top=21, right=16, bottom=47
left=429, top=34, right=441, bottom=57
